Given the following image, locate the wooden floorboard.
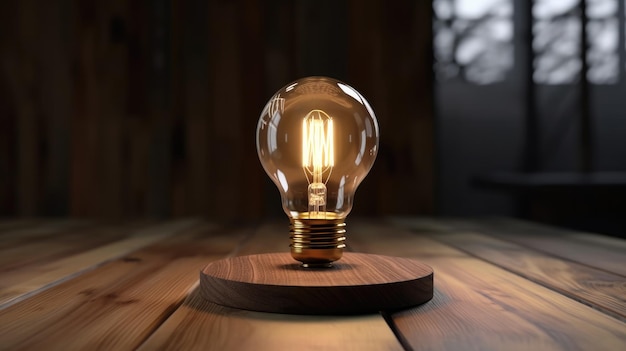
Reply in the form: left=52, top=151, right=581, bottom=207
left=350, top=220, right=626, bottom=351
left=393, top=217, right=626, bottom=277
left=481, top=218, right=626, bottom=277
left=0, top=219, right=199, bottom=308
left=430, top=231, right=626, bottom=322
left=0, top=219, right=90, bottom=248
left=0, top=222, right=247, bottom=350
left=0, top=221, right=140, bottom=275
left=0, top=221, right=101, bottom=268
left=139, top=290, right=402, bottom=351
left=0, top=219, right=42, bottom=233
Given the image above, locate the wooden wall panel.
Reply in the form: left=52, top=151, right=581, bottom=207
left=12, top=0, right=42, bottom=216
left=238, top=0, right=265, bottom=218
left=0, top=0, right=435, bottom=219
left=71, top=0, right=103, bottom=217
left=39, top=0, right=73, bottom=216
left=347, top=0, right=435, bottom=215
left=126, top=0, right=151, bottom=217
left=174, top=0, right=209, bottom=216
left=145, top=0, right=174, bottom=218
left=207, top=0, right=243, bottom=220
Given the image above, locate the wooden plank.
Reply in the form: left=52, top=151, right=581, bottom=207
left=145, top=0, right=174, bottom=217
left=169, top=0, right=185, bottom=216
left=65, top=0, right=132, bottom=217
left=96, top=0, right=129, bottom=217
left=346, top=0, right=435, bottom=216
left=377, top=1, right=434, bottom=215
left=126, top=0, right=150, bottom=217
left=71, top=0, right=102, bottom=217
left=0, top=219, right=42, bottom=234
left=486, top=218, right=626, bottom=276
left=238, top=0, right=264, bottom=218
left=177, top=0, right=210, bottom=216
left=206, top=0, right=242, bottom=220
left=0, top=219, right=91, bottom=250
left=11, top=0, right=41, bottom=216
left=38, top=0, right=72, bottom=216
left=437, top=218, right=626, bottom=277
left=139, top=290, right=403, bottom=351
left=0, top=221, right=246, bottom=350
left=0, top=0, right=17, bottom=216
left=0, top=219, right=199, bottom=309
left=349, top=220, right=626, bottom=351
left=0, top=222, right=130, bottom=274
left=430, top=231, right=626, bottom=321
left=138, top=221, right=403, bottom=351
left=346, top=0, right=385, bottom=216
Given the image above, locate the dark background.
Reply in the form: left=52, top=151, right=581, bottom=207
left=0, top=0, right=624, bottom=236
left=0, top=0, right=434, bottom=221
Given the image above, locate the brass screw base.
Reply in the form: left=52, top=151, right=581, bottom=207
left=289, top=217, right=346, bottom=268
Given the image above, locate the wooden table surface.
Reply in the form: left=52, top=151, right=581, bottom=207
left=0, top=218, right=625, bottom=350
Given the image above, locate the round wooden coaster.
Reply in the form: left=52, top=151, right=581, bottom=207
left=199, top=252, right=433, bottom=315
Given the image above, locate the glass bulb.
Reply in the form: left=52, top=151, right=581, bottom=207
left=256, top=76, right=379, bottom=267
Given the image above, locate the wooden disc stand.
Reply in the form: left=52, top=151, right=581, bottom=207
left=200, top=252, right=433, bottom=315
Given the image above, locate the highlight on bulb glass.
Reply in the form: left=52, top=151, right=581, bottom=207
left=256, top=76, right=379, bottom=268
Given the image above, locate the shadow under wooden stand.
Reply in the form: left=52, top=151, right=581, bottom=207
left=199, top=252, right=433, bottom=315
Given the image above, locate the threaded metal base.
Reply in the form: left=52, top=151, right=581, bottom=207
left=289, top=217, right=346, bottom=268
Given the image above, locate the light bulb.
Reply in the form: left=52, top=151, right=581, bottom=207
left=256, top=76, right=379, bottom=267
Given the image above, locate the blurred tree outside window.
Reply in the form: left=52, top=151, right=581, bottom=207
left=434, top=0, right=623, bottom=85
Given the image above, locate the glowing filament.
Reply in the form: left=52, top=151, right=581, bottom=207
left=302, top=110, right=334, bottom=216
left=302, top=110, right=334, bottom=183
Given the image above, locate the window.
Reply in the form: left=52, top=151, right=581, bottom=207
left=534, top=0, right=620, bottom=84
left=433, top=0, right=514, bottom=84
left=434, top=0, right=624, bottom=85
